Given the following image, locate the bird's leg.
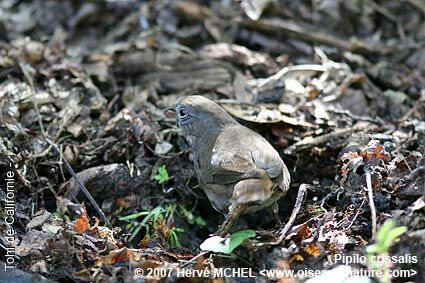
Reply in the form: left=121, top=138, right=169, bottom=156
left=270, top=202, right=282, bottom=228
left=216, top=204, right=247, bottom=236
left=255, top=203, right=283, bottom=239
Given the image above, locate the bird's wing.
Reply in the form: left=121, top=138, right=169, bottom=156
left=210, top=126, right=284, bottom=185
left=210, top=150, right=257, bottom=184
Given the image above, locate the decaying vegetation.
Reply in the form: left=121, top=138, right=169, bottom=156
left=0, top=0, right=424, bottom=282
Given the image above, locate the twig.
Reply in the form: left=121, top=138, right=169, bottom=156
left=405, top=0, right=425, bottom=15
left=253, top=184, right=309, bottom=247
left=45, top=138, right=112, bottom=228
left=19, top=63, right=46, bottom=136
left=398, top=91, right=425, bottom=123
left=180, top=251, right=209, bottom=268
left=255, top=64, right=327, bottom=88
left=326, top=106, right=384, bottom=125
left=344, top=198, right=366, bottom=231
left=19, top=62, right=111, bottom=228
left=365, top=173, right=377, bottom=239
left=407, top=196, right=425, bottom=216
left=367, top=0, right=405, bottom=39
left=284, top=128, right=353, bottom=154
left=237, top=18, right=381, bottom=54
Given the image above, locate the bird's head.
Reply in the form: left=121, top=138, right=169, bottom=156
left=166, top=95, right=235, bottom=145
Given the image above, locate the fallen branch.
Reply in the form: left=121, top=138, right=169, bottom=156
left=180, top=251, right=209, bottom=268
left=237, top=18, right=383, bottom=54
left=253, top=64, right=327, bottom=89
left=284, top=128, right=353, bottom=154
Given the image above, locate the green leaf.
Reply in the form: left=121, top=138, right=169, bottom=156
left=119, top=211, right=150, bottom=221
left=180, top=206, right=207, bottom=226
left=383, top=226, right=407, bottom=248
left=181, top=207, right=195, bottom=223
left=168, top=229, right=183, bottom=248
left=195, top=216, right=207, bottom=226
left=129, top=224, right=144, bottom=242
left=140, top=206, right=165, bottom=226
left=200, top=229, right=256, bottom=254
left=228, top=230, right=256, bottom=252
left=120, top=205, right=184, bottom=248
left=376, top=219, right=396, bottom=246
left=154, top=165, right=169, bottom=184
left=367, top=219, right=408, bottom=254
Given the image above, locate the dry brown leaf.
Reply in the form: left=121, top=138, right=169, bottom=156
left=360, top=140, right=391, bottom=162
left=95, top=248, right=141, bottom=266
left=340, top=151, right=363, bottom=185
left=112, top=248, right=133, bottom=264
left=288, top=254, right=304, bottom=264
left=303, top=243, right=322, bottom=257
left=289, top=223, right=313, bottom=243
left=74, top=210, right=90, bottom=233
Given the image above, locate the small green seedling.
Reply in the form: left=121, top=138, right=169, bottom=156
left=200, top=229, right=256, bottom=254
left=367, top=219, right=407, bottom=255
left=119, top=205, right=183, bottom=248
left=180, top=206, right=207, bottom=227
left=154, top=165, right=170, bottom=184
left=366, top=219, right=407, bottom=283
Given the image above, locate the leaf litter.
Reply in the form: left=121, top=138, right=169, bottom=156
left=0, top=0, right=423, bottom=282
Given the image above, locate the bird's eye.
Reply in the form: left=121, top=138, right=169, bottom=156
left=178, top=109, right=188, bottom=118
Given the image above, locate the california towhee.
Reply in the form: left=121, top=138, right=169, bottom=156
left=170, top=95, right=291, bottom=235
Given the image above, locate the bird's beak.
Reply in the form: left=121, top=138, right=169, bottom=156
left=164, top=108, right=176, bottom=118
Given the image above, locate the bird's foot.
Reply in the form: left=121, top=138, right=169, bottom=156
left=215, top=204, right=248, bottom=236
left=214, top=216, right=234, bottom=237
left=255, top=229, right=275, bottom=236
left=272, top=220, right=284, bottom=232
left=255, top=229, right=280, bottom=242
left=214, top=226, right=229, bottom=237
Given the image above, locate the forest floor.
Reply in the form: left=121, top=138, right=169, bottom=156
left=0, top=0, right=424, bottom=282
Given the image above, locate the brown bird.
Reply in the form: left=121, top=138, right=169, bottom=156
left=171, top=95, right=291, bottom=235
